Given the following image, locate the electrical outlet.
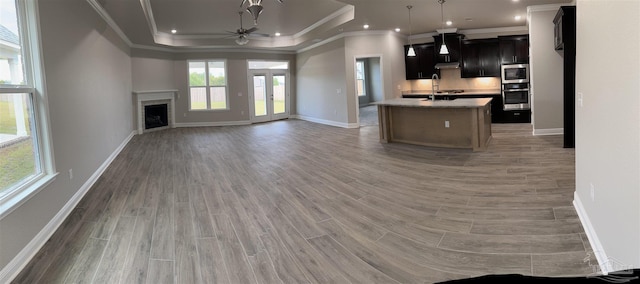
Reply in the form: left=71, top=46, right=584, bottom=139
left=238, top=92, right=243, bottom=97
left=444, top=121, right=450, bottom=128
left=397, top=85, right=401, bottom=90
left=69, top=169, right=73, bottom=180
left=241, top=110, right=244, bottom=115
left=183, top=113, right=187, bottom=117
left=577, top=92, right=584, bottom=108
left=336, top=88, right=342, bottom=94
left=590, top=183, right=595, bottom=201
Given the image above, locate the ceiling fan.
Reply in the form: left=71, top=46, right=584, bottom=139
left=240, top=0, right=284, bottom=25
left=226, top=11, right=270, bottom=45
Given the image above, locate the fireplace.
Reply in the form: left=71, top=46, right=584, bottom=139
left=134, top=90, right=177, bottom=134
left=144, top=104, right=168, bottom=129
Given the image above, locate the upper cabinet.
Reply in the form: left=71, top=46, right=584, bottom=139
left=554, top=6, right=576, bottom=51
left=434, top=33, right=464, bottom=63
left=498, top=35, right=529, bottom=64
left=404, top=43, right=439, bottom=80
left=461, top=39, right=500, bottom=78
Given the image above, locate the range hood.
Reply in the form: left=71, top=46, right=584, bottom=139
left=435, top=62, right=460, bottom=69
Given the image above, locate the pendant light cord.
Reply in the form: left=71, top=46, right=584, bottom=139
left=407, top=5, right=413, bottom=46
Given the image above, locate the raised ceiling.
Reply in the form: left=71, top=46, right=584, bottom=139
left=94, top=0, right=573, bottom=51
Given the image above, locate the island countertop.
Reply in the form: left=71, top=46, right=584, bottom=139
left=401, top=89, right=501, bottom=96
left=374, top=98, right=492, bottom=109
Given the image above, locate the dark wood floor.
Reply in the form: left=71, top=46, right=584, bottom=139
left=14, top=120, right=596, bottom=283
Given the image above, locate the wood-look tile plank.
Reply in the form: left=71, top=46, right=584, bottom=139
left=150, top=193, right=175, bottom=260
left=307, top=235, right=399, bottom=283
left=174, top=202, right=202, bottom=284
left=121, top=207, right=155, bottom=284
left=63, top=237, right=108, bottom=283
left=211, top=214, right=258, bottom=284
left=248, top=249, right=284, bottom=284
left=146, top=259, right=174, bottom=284
left=189, top=187, right=215, bottom=238
left=260, top=230, right=311, bottom=284
left=220, top=192, right=264, bottom=256
left=317, top=219, right=469, bottom=283
left=196, top=237, right=230, bottom=283
left=265, top=207, right=348, bottom=283
left=92, top=216, right=136, bottom=283
left=438, top=232, right=585, bottom=254
left=470, top=219, right=584, bottom=235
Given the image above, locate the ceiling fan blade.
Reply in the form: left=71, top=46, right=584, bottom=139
left=245, top=27, right=259, bottom=34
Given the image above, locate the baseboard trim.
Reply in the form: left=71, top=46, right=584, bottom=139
left=174, top=120, right=252, bottom=128
left=0, top=130, right=135, bottom=283
left=292, top=115, right=359, bottom=129
left=533, top=128, right=564, bottom=136
left=574, top=192, right=609, bottom=274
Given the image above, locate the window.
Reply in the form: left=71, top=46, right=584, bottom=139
left=1, top=0, right=55, bottom=216
left=356, top=60, right=366, bottom=96
left=188, top=60, right=228, bottom=110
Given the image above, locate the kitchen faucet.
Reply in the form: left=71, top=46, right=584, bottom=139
left=431, top=73, right=440, bottom=101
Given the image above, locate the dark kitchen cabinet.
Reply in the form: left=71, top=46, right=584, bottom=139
left=433, top=33, right=464, bottom=63
left=404, top=43, right=439, bottom=80
left=501, top=110, right=531, bottom=123
left=554, top=6, right=576, bottom=148
left=498, top=35, right=529, bottom=64
left=461, top=39, right=500, bottom=78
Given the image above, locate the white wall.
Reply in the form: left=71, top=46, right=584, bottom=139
left=132, top=57, right=176, bottom=91
left=368, top=57, right=384, bottom=103
left=296, top=39, right=349, bottom=126
left=0, top=0, right=133, bottom=274
left=574, top=0, right=640, bottom=271
left=529, top=6, right=565, bottom=133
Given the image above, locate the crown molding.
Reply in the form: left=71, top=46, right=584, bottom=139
left=460, top=26, right=528, bottom=35
left=293, top=5, right=354, bottom=39
left=86, top=0, right=133, bottom=46
left=527, top=3, right=566, bottom=13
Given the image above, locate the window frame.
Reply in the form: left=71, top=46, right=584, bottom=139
left=355, top=60, right=366, bottom=97
left=187, top=59, right=229, bottom=111
left=0, top=0, right=57, bottom=219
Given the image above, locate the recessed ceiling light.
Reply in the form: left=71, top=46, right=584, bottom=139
left=395, top=28, right=401, bottom=32
left=363, top=24, right=369, bottom=29
left=512, top=0, right=519, bottom=2
left=465, top=18, right=473, bottom=22
left=515, top=15, right=522, bottom=20
left=275, top=32, right=281, bottom=36
left=171, top=29, right=177, bottom=34
left=446, top=20, right=453, bottom=26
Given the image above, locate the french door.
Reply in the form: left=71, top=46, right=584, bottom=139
left=248, top=69, right=289, bottom=123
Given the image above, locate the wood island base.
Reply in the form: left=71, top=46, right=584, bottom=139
left=377, top=98, right=492, bottom=151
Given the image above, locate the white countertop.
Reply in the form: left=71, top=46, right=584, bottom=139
left=374, top=98, right=492, bottom=108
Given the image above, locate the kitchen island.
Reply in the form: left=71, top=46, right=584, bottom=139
left=375, top=98, right=492, bottom=151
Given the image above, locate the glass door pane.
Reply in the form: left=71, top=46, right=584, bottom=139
left=253, top=75, right=267, bottom=117
left=272, top=75, right=285, bottom=115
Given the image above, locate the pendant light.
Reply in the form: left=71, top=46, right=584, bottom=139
left=438, top=0, right=449, bottom=55
left=406, top=5, right=416, bottom=57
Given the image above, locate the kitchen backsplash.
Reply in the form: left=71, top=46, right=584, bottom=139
left=409, top=69, right=500, bottom=91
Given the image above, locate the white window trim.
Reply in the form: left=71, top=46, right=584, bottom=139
left=0, top=0, right=57, bottom=219
left=187, top=59, right=229, bottom=111
left=356, top=60, right=366, bottom=97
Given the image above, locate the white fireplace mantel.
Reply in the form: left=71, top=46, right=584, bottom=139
left=133, top=90, right=178, bottom=134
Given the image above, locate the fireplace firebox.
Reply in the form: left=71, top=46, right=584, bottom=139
left=144, top=104, right=168, bottom=129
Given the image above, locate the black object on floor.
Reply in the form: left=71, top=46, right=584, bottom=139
left=437, top=269, right=640, bottom=283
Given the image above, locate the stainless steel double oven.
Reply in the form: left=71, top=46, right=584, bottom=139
left=501, top=64, right=530, bottom=110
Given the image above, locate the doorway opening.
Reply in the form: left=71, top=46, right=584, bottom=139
left=247, top=61, right=290, bottom=123
left=355, top=57, right=382, bottom=127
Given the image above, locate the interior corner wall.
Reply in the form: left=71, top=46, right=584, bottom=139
left=296, top=39, right=348, bottom=124
left=529, top=8, right=564, bottom=132
left=574, top=0, right=640, bottom=269
left=344, top=33, right=407, bottom=124
left=0, top=0, right=133, bottom=273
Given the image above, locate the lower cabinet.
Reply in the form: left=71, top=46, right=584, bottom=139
left=499, top=110, right=531, bottom=123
